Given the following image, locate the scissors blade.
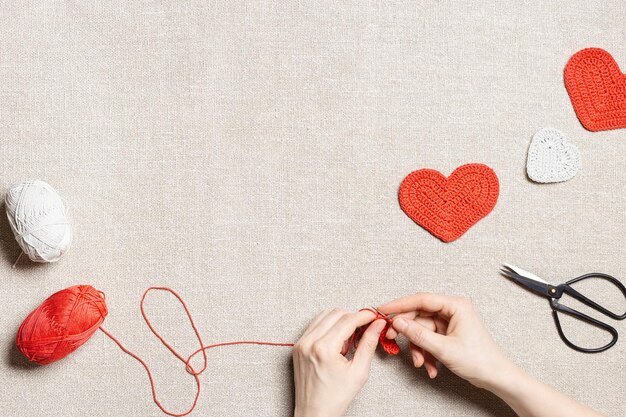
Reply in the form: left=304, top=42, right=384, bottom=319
left=501, top=264, right=553, bottom=298
left=502, top=263, right=549, bottom=284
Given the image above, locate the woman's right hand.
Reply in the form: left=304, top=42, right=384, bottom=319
left=378, top=293, right=515, bottom=390
left=379, top=293, right=607, bottom=417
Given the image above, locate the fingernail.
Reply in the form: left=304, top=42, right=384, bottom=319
left=393, top=317, right=407, bottom=331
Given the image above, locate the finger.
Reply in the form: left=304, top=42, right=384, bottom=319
left=323, top=309, right=378, bottom=349
left=423, top=351, right=438, bottom=379
left=414, top=316, right=437, bottom=331
left=410, top=343, right=424, bottom=368
left=385, top=311, right=417, bottom=339
left=351, top=319, right=386, bottom=374
left=400, top=315, right=436, bottom=337
left=305, top=308, right=347, bottom=341
left=387, top=313, right=438, bottom=340
left=410, top=316, right=436, bottom=367
left=302, top=309, right=334, bottom=337
left=392, top=317, right=446, bottom=356
left=378, top=293, right=462, bottom=319
left=433, top=315, right=449, bottom=336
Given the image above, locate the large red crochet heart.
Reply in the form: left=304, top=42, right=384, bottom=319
left=564, top=48, right=626, bottom=131
left=398, top=164, right=499, bottom=242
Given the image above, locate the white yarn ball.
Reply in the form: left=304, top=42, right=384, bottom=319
left=5, top=180, right=72, bottom=263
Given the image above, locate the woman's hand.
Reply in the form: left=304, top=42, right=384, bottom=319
left=379, top=293, right=606, bottom=417
left=378, top=293, right=514, bottom=390
left=293, top=308, right=387, bottom=417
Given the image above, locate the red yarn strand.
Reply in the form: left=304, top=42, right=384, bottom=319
left=98, top=287, right=294, bottom=417
left=99, top=326, right=202, bottom=417
left=18, top=286, right=399, bottom=416
left=345, top=308, right=400, bottom=356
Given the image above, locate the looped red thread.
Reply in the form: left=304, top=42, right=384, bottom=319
left=342, top=308, right=400, bottom=356
left=99, top=287, right=295, bottom=416
left=99, top=288, right=397, bottom=416
left=99, top=287, right=209, bottom=416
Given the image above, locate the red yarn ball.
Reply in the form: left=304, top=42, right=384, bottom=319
left=16, top=285, right=108, bottom=365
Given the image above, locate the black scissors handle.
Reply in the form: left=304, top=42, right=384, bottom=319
left=550, top=299, right=619, bottom=353
left=549, top=273, right=626, bottom=353
left=558, top=273, right=626, bottom=320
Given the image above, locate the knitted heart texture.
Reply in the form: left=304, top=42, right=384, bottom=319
left=398, top=164, right=499, bottom=243
left=564, top=48, right=626, bottom=131
left=526, top=128, right=580, bottom=184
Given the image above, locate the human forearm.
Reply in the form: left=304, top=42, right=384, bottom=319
left=378, top=294, right=608, bottom=417
left=486, top=362, right=605, bottom=417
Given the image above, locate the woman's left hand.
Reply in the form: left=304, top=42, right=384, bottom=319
left=293, top=308, right=386, bottom=417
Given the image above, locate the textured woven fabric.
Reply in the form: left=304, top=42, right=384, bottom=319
left=0, top=2, right=625, bottom=417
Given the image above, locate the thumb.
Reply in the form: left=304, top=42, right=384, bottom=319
left=352, top=319, right=385, bottom=373
left=393, top=317, right=446, bottom=357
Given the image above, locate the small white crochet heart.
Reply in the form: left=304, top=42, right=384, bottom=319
left=527, top=128, right=580, bottom=183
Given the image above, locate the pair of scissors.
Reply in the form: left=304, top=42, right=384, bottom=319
left=500, top=264, right=626, bottom=353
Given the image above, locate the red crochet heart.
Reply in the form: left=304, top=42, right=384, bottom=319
left=564, top=48, right=626, bottom=132
left=398, top=164, right=499, bottom=242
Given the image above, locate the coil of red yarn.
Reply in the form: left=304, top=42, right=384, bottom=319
left=16, top=285, right=108, bottom=365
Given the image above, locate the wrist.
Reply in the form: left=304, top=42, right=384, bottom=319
left=294, top=406, right=344, bottom=417
left=294, top=407, right=313, bottom=417
left=476, top=356, right=524, bottom=393
left=481, top=358, right=528, bottom=397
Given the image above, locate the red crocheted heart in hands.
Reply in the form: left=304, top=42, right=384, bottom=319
left=398, top=164, right=499, bottom=242
left=564, top=48, right=626, bottom=132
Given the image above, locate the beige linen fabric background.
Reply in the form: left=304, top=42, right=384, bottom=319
left=0, top=1, right=625, bottom=416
